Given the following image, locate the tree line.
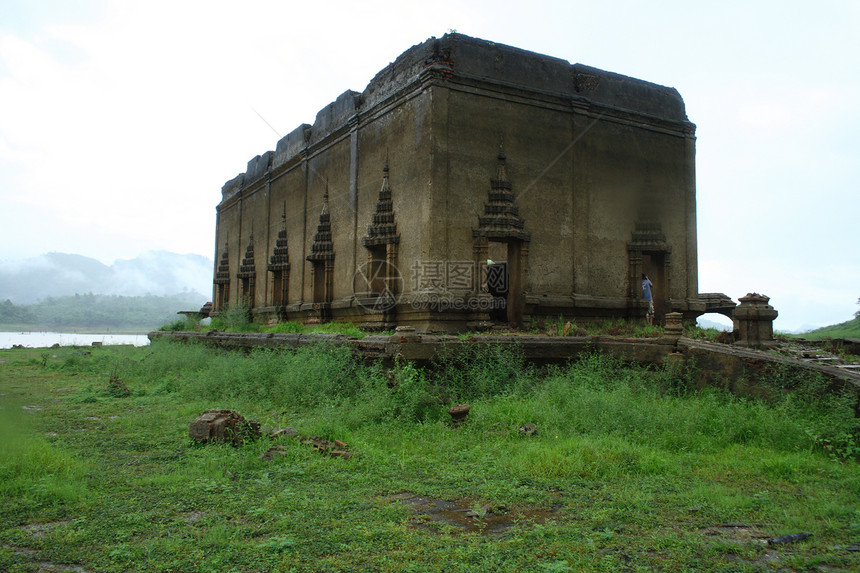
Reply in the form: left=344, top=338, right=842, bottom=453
left=0, top=292, right=207, bottom=330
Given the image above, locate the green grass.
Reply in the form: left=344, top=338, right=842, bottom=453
left=188, top=302, right=370, bottom=338
left=0, top=342, right=858, bottom=572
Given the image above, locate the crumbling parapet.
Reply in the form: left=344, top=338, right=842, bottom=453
left=733, top=293, right=778, bottom=349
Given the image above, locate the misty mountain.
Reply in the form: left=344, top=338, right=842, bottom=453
left=696, top=317, right=733, bottom=331
left=0, top=251, right=213, bottom=304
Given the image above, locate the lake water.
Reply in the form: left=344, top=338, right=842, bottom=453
left=0, top=331, right=150, bottom=349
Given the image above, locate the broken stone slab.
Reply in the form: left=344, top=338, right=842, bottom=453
left=263, top=433, right=356, bottom=460
left=189, top=409, right=261, bottom=446
left=768, top=532, right=812, bottom=545
left=261, top=445, right=290, bottom=461
left=269, top=427, right=299, bottom=439
left=391, top=325, right=421, bottom=343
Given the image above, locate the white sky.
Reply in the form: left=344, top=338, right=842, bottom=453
left=1, top=0, right=858, bottom=331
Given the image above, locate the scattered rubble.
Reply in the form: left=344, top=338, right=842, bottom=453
left=262, top=431, right=355, bottom=460
left=297, top=435, right=354, bottom=459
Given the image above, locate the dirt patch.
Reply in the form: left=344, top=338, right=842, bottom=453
left=186, top=511, right=207, bottom=523
left=385, top=492, right=561, bottom=535
left=700, top=523, right=821, bottom=569
left=21, top=520, right=70, bottom=538
left=32, top=563, right=88, bottom=572
left=11, top=522, right=90, bottom=573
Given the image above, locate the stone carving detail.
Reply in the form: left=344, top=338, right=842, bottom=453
left=214, top=244, right=230, bottom=285
left=268, top=205, right=290, bottom=309
left=268, top=205, right=290, bottom=272
left=573, top=72, right=600, bottom=92
left=734, top=293, right=778, bottom=349
left=238, top=235, right=256, bottom=278
left=362, top=161, right=400, bottom=247
left=307, top=188, right=334, bottom=262
left=630, top=219, right=667, bottom=249
left=472, top=149, right=530, bottom=242
left=307, top=187, right=335, bottom=314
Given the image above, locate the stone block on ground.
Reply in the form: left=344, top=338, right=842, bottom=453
left=189, top=409, right=261, bottom=445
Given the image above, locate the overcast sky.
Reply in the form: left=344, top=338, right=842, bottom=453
left=1, top=0, right=858, bottom=331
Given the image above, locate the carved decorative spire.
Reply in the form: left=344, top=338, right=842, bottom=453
left=362, top=159, right=400, bottom=247
left=268, top=202, right=290, bottom=270
left=215, top=240, right=230, bottom=284
left=494, top=146, right=508, bottom=185
left=238, top=233, right=256, bottom=278
left=473, top=147, right=530, bottom=241
left=630, top=219, right=667, bottom=247
left=307, top=185, right=334, bottom=261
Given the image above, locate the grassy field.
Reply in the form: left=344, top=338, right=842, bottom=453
left=1, top=340, right=858, bottom=572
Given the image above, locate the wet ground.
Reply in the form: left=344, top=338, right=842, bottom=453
left=384, top=492, right=561, bottom=535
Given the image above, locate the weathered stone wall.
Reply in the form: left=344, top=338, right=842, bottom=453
left=213, top=33, right=699, bottom=330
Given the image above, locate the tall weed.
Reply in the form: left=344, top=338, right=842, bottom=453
left=210, top=302, right=256, bottom=331
left=431, top=343, right=533, bottom=401
left=182, top=344, right=360, bottom=409
left=49, top=339, right=858, bottom=461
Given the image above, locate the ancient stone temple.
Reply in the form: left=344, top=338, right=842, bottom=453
left=213, top=33, right=707, bottom=332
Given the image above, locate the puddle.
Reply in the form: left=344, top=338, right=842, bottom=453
left=33, top=563, right=88, bottom=572
left=3, top=545, right=87, bottom=571
left=701, top=523, right=770, bottom=545
left=385, top=492, right=560, bottom=535
left=21, top=520, right=70, bottom=538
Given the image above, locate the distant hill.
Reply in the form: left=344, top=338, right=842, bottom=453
left=696, top=317, right=733, bottom=331
left=798, top=316, right=860, bottom=340
left=0, top=292, right=209, bottom=332
left=0, top=251, right=213, bottom=303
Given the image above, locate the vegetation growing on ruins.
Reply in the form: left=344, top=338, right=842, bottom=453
left=1, top=341, right=858, bottom=571
left=158, top=303, right=370, bottom=339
